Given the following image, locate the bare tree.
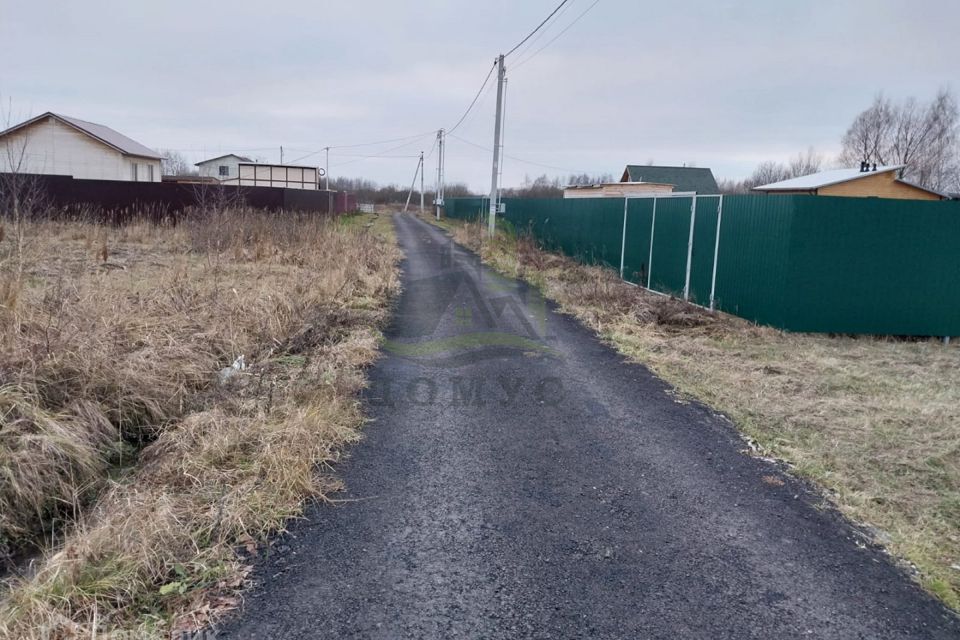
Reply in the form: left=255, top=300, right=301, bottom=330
left=190, top=180, right=245, bottom=217
left=841, top=90, right=959, bottom=191
left=840, top=94, right=895, bottom=167
left=742, top=161, right=791, bottom=190
left=159, top=149, right=194, bottom=176
left=564, top=172, right=615, bottom=186
left=501, top=174, right=563, bottom=199
left=444, top=183, right=474, bottom=198
left=716, top=178, right=748, bottom=195
left=788, top=148, right=823, bottom=178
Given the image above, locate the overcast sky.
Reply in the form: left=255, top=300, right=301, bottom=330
left=1, top=0, right=957, bottom=191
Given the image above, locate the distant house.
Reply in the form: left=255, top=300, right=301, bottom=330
left=0, top=112, right=161, bottom=182
left=195, top=154, right=252, bottom=182
left=196, top=155, right=319, bottom=190
left=621, top=165, right=720, bottom=195
left=563, top=181, right=674, bottom=199
left=752, top=164, right=946, bottom=201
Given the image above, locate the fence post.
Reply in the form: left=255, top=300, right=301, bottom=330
left=620, top=198, right=629, bottom=280
left=647, top=198, right=657, bottom=289
left=709, top=195, right=724, bottom=311
left=683, top=196, right=698, bottom=301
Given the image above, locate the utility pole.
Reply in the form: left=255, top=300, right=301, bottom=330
left=280, top=146, right=284, bottom=164
left=324, top=146, right=332, bottom=215
left=439, top=131, right=445, bottom=218
left=488, top=54, right=506, bottom=237
left=435, top=129, right=445, bottom=220
left=324, top=147, right=330, bottom=190
left=403, top=153, right=423, bottom=213
left=497, top=78, right=508, bottom=208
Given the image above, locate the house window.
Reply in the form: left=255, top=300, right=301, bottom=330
left=219, top=165, right=230, bottom=177
left=148, top=165, right=154, bottom=181
left=132, top=163, right=138, bottom=181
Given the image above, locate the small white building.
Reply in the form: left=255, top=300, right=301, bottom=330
left=563, top=181, right=675, bottom=199
left=196, top=155, right=319, bottom=190
left=195, top=154, right=252, bottom=182
left=0, top=112, right=161, bottom=182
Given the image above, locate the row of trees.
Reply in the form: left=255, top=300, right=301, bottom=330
left=718, top=149, right=824, bottom=194
left=159, top=150, right=195, bottom=176
left=319, top=172, right=616, bottom=203
left=326, top=176, right=473, bottom=205
left=499, top=173, right=616, bottom=198
left=840, top=90, right=958, bottom=192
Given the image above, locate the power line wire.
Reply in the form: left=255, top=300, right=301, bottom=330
left=425, top=134, right=439, bottom=161
left=327, top=130, right=438, bottom=150
left=289, top=130, right=437, bottom=164
left=505, top=0, right=572, bottom=57
left=514, top=0, right=601, bottom=70
left=335, top=153, right=420, bottom=159
left=447, top=61, right=498, bottom=134
left=447, top=133, right=589, bottom=175
left=329, top=135, right=434, bottom=169
left=508, top=0, right=577, bottom=61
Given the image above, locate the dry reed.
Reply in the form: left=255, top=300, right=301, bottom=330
left=0, top=209, right=400, bottom=637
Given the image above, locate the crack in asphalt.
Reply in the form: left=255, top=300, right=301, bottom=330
left=218, top=213, right=959, bottom=639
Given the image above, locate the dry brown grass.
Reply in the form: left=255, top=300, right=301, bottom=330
left=437, top=215, right=960, bottom=611
left=0, top=209, right=400, bottom=637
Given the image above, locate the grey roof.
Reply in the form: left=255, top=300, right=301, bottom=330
left=196, top=153, right=253, bottom=165
left=58, top=113, right=162, bottom=158
left=0, top=112, right=162, bottom=159
left=621, top=165, right=720, bottom=195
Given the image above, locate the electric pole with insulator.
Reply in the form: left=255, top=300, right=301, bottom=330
left=488, top=54, right=506, bottom=237
left=435, top=129, right=445, bottom=220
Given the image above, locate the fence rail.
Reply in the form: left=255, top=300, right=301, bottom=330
left=445, top=194, right=960, bottom=337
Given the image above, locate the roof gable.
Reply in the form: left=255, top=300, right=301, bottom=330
left=0, top=112, right=162, bottom=159
left=196, top=154, right=253, bottom=165
left=621, top=165, right=720, bottom=194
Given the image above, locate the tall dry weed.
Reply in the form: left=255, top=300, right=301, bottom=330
left=0, top=209, right=398, bottom=565
left=0, top=209, right=400, bottom=637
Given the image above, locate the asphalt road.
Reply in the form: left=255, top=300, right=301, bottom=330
left=219, top=213, right=959, bottom=639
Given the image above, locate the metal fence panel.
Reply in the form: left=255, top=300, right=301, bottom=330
left=445, top=197, right=486, bottom=221
left=502, top=198, right=625, bottom=270
left=784, top=195, right=960, bottom=335
left=710, top=195, right=795, bottom=327
left=647, top=196, right=693, bottom=296
left=622, top=198, right=655, bottom=285
left=688, top=196, right=721, bottom=306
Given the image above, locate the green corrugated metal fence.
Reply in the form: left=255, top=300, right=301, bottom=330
left=443, top=194, right=960, bottom=336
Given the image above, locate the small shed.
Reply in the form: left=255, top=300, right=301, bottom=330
left=196, top=154, right=252, bottom=182
left=196, top=156, right=320, bottom=190
left=753, top=164, right=945, bottom=201
left=233, top=163, right=319, bottom=190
